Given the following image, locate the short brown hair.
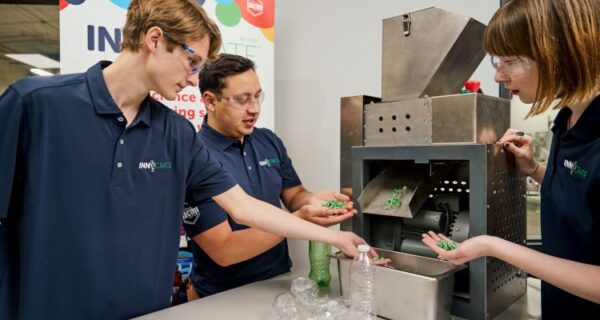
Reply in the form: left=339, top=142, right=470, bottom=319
left=121, top=0, right=222, bottom=61
left=199, top=54, right=256, bottom=97
left=484, top=0, right=600, bottom=117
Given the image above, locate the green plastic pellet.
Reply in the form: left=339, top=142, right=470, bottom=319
left=322, top=199, right=345, bottom=209
left=384, top=186, right=410, bottom=210
left=437, top=240, right=458, bottom=251
left=448, top=241, right=458, bottom=250
left=437, top=240, right=447, bottom=250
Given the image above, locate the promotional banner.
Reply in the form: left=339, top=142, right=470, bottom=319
left=59, top=0, right=275, bottom=130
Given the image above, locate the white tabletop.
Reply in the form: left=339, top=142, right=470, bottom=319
left=135, top=268, right=541, bottom=320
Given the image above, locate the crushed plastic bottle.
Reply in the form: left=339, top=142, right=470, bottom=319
left=273, top=292, right=302, bottom=320
left=273, top=277, right=350, bottom=320
left=314, top=299, right=348, bottom=320
left=291, top=277, right=319, bottom=304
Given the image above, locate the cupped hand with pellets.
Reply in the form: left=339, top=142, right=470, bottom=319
left=421, top=231, right=494, bottom=266
left=309, top=191, right=356, bottom=214
left=294, top=191, right=357, bottom=227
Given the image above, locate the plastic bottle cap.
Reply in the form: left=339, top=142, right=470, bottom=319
left=357, top=244, right=371, bottom=252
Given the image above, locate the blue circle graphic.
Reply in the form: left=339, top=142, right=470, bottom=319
left=110, top=0, right=131, bottom=9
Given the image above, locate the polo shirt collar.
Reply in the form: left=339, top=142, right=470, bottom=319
left=551, top=107, right=570, bottom=134
left=86, top=61, right=151, bottom=127
left=200, top=116, right=253, bottom=150
left=130, top=96, right=152, bottom=128
left=86, top=61, right=121, bottom=115
left=552, top=95, right=600, bottom=141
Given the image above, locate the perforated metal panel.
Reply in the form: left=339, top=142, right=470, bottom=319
left=364, top=94, right=510, bottom=146
left=485, top=147, right=528, bottom=317
left=364, top=98, right=432, bottom=145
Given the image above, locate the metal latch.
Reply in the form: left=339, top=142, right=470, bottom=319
left=403, top=14, right=411, bottom=36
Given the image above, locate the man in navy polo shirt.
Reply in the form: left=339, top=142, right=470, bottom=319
left=183, top=54, right=356, bottom=298
left=0, top=1, right=366, bottom=319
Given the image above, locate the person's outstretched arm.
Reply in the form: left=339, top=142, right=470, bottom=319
left=190, top=205, right=349, bottom=266
left=213, top=185, right=365, bottom=257
left=422, top=232, right=600, bottom=304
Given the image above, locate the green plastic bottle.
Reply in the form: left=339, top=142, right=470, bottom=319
left=308, top=241, right=332, bottom=287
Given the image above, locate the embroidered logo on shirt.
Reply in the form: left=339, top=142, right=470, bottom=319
left=138, top=160, right=172, bottom=172
left=563, top=159, right=588, bottom=179
left=183, top=206, right=200, bottom=225
left=259, top=157, right=280, bottom=167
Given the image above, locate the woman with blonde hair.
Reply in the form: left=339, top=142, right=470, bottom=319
left=423, top=0, right=600, bottom=318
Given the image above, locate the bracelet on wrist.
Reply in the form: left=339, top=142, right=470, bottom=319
left=526, top=162, right=540, bottom=177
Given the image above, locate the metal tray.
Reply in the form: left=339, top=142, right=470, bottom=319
left=331, top=248, right=465, bottom=320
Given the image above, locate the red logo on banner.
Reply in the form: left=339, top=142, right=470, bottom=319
left=235, top=0, right=273, bottom=28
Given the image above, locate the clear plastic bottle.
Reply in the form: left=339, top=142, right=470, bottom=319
left=308, top=241, right=332, bottom=287
left=349, top=244, right=377, bottom=320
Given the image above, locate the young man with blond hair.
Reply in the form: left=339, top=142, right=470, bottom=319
left=0, top=1, right=365, bottom=318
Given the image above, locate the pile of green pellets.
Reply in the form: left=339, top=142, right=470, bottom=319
left=322, top=199, right=346, bottom=209
left=384, top=186, right=409, bottom=210
left=436, top=240, right=458, bottom=251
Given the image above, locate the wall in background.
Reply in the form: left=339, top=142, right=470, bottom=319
left=511, top=99, right=559, bottom=134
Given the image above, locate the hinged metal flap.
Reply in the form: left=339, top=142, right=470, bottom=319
left=358, top=162, right=455, bottom=218
left=382, top=7, right=487, bottom=101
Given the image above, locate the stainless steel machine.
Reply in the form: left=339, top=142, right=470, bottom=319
left=340, top=7, right=527, bottom=320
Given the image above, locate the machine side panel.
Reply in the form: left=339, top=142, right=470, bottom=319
left=485, top=145, right=528, bottom=318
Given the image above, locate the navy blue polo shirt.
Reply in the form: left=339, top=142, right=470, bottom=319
left=540, top=97, right=600, bottom=318
left=0, top=62, right=236, bottom=320
left=183, top=120, right=301, bottom=296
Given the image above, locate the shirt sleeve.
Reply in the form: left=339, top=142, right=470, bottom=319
left=182, top=199, right=229, bottom=237
left=0, top=87, right=24, bottom=220
left=185, top=134, right=237, bottom=208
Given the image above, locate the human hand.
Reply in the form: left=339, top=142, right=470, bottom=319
left=333, top=232, right=391, bottom=265
left=496, top=128, right=538, bottom=175
left=370, top=253, right=392, bottom=266
left=421, top=231, right=493, bottom=265
left=308, top=191, right=357, bottom=216
left=333, top=231, right=365, bottom=258
left=294, top=204, right=354, bottom=227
